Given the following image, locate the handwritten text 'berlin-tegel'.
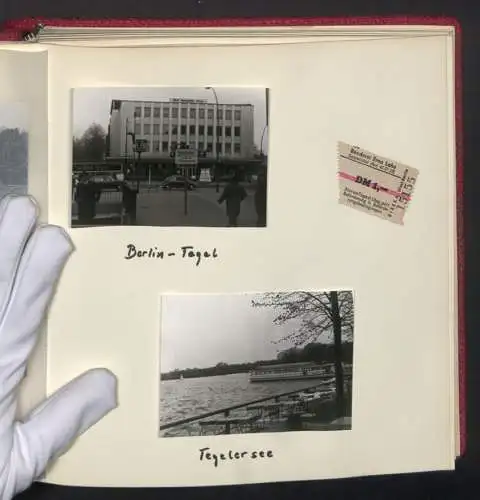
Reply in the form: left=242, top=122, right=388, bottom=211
left=124, top=244, right=218, bottom=266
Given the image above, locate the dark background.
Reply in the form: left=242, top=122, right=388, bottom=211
left=1, top=1, right=479, bottom=498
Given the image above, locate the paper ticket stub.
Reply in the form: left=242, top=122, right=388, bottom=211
left=337, top=142, right=419, bottom=225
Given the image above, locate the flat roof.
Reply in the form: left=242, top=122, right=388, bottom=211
left=111, top=99, right=253, bottom=107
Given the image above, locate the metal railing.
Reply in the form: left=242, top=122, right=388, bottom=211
left=72, top=190, right=123, bottom=218
left=160, top=376, right=352, bottom=431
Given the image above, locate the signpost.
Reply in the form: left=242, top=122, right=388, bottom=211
left=174, top=148, right=197, bottom=167
left=135, top=138, right=148, bottom=155
left=199, top=168, right=212, bottom=183
left=174, top=148, right=198, bottom=215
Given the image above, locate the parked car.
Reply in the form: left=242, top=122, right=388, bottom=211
left=160, top=175, right=196, bottom=190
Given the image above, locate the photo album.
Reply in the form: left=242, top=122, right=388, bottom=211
left=0, top=19, right=461, bottom=488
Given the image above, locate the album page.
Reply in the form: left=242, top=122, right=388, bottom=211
left=42, top=30, right=457, bottom=487
left=0, top=45, right=50, bottom=416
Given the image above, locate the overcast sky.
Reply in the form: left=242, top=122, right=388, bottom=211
left=0, top=102, right=28, bottom=130
left=160, top=293, right=303, bottom=373
left=73, top=87, right=268, bottom=150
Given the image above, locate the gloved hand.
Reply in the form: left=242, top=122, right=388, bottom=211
left=0, top=195, right=117, bottom=499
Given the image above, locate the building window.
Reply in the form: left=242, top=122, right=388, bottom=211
left=199, top=109, right=205, bottom=119
left=144, top=124, right=151, bottom=135
left=225, top=143, right=232, bottom=154
left=134, top=106, right=141, bottom=117
left=144, top=107, right=151, bottom=118
left=189, top=125, right=195, bottom=135
left=234, top=143, right=241, bottom=154
left=153, top=124, right=160, bottom=135
left=172, top=108, right=178, bottom=118
left=226, top=110, right=232, bottom=120
left=216, top=143, right=222, bottom=154
left=207, top=109, right=214, bottom=119
left=171, top=141, right=177, bottom=150
left=180, top=125, right=186, bottom=135
left=163, top=127, right=169, bottom=135
left=172, top=126, right=178, bottom=135
left=234, top=110, right=241, bottom=120
left=181, top=108, right=187, bottom=118
left=207, top=125, right=213, bottom=136
left=225, top=126, right=231, bottom=137
left=143, top=140, right=151, bottom=152
left=199, top=125, right=205, bottom=135
left=154, top=107, right=160, bottom=118
left=217, top=110, right=223, bottom=120
left=162, top=141, right=169, bottom=152
left=153, top=140, right=160, bottom=152
left=189, top=141, right=195, bottom=149
left=163, top=108, right=170, bottom=118
left=207, top=143, right=213, bottom=152
left=234, top=126, right=241, bottom=137
left=216, top=126, right=222, bottom=136
left=134, top=123, right=141, bottom=134
left=189, top=108, right=196, bottom=119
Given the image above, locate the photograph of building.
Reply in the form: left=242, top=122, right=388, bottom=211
left=108, top=96, right=256, bottom=178
left=71, top=87, right=269, bottom=228
left=0, top=102, right=28, bottom=200
left=159, top=291, right=354, bottom=438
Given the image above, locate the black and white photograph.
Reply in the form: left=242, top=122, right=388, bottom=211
left=159, top=290, right=354, bottom=438
left=71, top=87, right=269, bottom=228
left=0, top=102, right=28, bottom=200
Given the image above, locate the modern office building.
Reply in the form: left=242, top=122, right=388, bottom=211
left=106, top=98, right=257, bottom=178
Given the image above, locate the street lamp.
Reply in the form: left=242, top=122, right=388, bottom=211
left=205, top=86, right=220, bottom=191
left=260, top=124, right=268, bottom=156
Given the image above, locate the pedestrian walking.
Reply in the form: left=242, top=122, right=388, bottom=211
left=217, top=174, right=247, bottom=227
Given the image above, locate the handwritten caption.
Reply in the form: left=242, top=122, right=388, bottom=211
left=124, top=244, right=218, bottom=266
left=199, top=447, right=274, bottom=468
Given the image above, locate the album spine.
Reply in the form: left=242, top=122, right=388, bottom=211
left=22, top=23, right=44, bottom=41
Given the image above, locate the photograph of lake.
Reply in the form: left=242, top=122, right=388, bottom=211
left=159, top=291, right=354, bottom=438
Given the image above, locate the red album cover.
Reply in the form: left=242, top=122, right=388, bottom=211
left=0, top=15, right=465, bottom=456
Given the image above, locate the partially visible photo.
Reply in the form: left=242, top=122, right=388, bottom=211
left=0, top=102, right=28, bottom=199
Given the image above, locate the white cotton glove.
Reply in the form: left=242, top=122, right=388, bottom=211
left=0, top=194, right=118, bottom=499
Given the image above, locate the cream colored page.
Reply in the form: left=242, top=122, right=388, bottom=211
left=44, top=34, right=455, bottom=486
left=0, top=46, right=49, bottom=416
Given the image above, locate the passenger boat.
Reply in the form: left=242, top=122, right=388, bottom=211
left=249, top=362, right=336, bottom=382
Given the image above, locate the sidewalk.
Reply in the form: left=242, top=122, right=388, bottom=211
left=136, top=189, right=228, bottom=227
left=197, top=186, right=258, bottom=227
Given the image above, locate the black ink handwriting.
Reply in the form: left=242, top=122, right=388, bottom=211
left=199, top=447, right=274, bottom=468
left=124, top=244, right=218, bottom=266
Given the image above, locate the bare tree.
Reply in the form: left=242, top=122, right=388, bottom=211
left=252, top=291, right=353, bottom=416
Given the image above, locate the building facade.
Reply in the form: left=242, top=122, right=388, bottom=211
left=107, top=98, right=256, bottom=178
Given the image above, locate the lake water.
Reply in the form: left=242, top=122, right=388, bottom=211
left=160, top=372, right=330, bottom=437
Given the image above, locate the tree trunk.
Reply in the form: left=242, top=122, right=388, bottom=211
left=330, top=291, right=345, bottom=417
